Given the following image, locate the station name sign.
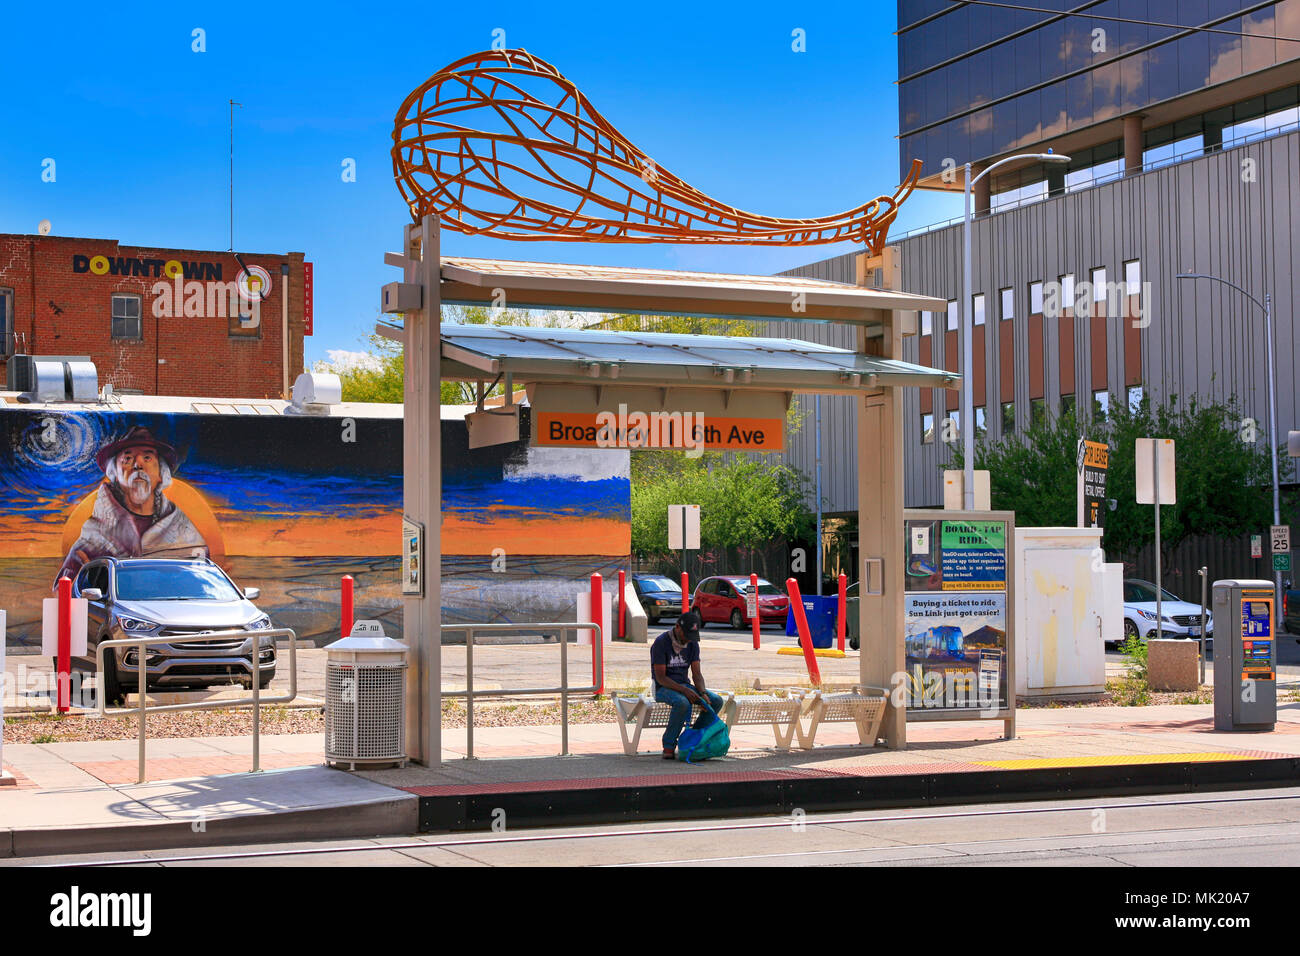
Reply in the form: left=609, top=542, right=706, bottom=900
left=526, top=384, right=790, bottom=454
left=534, top=409, right=783, bottom=451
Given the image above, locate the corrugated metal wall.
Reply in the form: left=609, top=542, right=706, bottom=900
left=773, top=129, right=1300, bottom=515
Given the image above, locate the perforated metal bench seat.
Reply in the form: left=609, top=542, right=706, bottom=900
left=613, top=692, right=801, bottom=755
left=787, top=685, right=889, bottom=749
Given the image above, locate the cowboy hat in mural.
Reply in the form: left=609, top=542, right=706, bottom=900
left=56, top=425, right=208, bottom=583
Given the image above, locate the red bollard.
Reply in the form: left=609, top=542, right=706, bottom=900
left=681, top=572, right=689, bottom=614
left=341, top=574, right=355, bottom=640
left=618, top=569, right=626, bottom=640
left=786, top=578, right=821, bottom=687
left=750, top=572, right=760, bottom=650
left=57, top=574, right=71, bottom=713
left=590, top=572, right=604, bottom=695
left=837, top=572, right=847, bottom=652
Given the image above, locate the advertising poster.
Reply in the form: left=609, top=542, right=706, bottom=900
left=904, top=517, right=1010, bottom=713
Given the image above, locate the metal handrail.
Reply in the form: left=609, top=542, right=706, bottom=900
left=94, top=627, right=298, bottom=784
left=439, top=621, right=603, bottom=759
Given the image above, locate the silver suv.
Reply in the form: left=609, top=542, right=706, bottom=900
left=70, top=557, right=275, bottom=704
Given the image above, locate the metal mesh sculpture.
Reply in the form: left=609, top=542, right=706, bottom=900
left=393, top=49, right=922, bottom=250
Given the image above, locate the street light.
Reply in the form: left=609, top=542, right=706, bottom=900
left=962, top=151, right=1071, bottom=510
left=1176, top=272, right=1279, bottom=608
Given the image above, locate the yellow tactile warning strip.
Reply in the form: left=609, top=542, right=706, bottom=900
left=974, top=752, right=1267, bottom=770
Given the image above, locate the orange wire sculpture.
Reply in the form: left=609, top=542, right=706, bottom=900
left=393, top=49, right=921, bottom=251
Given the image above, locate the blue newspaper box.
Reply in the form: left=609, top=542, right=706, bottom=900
left=785, top=595, right=837, bottom=649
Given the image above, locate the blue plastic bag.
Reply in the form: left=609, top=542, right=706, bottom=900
left=676, top=702, right=731, bottom=762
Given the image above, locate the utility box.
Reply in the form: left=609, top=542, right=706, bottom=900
left=325, top=621, right=409, bottom=769
left=1212, top=580, right=1276, bottom=731
left=1014, top=527, right=1108, bottom=698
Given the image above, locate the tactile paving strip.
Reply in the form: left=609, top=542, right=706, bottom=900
left=972, top=750, right=1292, bottom=770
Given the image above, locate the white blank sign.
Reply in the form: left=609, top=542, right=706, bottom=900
left=42, top=598, right=88, bottom=656
left=1135, top=438, right=1176, bottom=505
left=667, top=504, right=700, bottom=550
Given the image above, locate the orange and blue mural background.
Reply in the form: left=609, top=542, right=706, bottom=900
left=0, top=406, right=630, bottom=649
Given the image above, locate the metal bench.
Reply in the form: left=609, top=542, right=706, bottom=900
left=789, top=685, right=888, bottom=749
left=614, top=692, right=801, bottom=754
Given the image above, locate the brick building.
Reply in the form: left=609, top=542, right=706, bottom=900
left=0, top=234, right=310, bottom=398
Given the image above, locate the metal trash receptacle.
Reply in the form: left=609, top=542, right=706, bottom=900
left=324, top=625, right=409, bottom=770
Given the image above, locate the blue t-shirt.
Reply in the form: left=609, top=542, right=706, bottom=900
left=650, top=630, right=698, bottom=689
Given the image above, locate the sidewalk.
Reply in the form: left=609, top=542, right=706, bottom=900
left=5, top=702, right=1300, bottom=858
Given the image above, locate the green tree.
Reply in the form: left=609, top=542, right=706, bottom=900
left=630, top=452, right=814, bottom=557
left=951, top=392, right=1290, bottom=563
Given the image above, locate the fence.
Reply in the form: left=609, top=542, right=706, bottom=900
left=439, top=621, right=602, bottom=759
left=94, top=626, right=299, bottom=784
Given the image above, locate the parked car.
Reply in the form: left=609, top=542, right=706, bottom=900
left=692, top=575, right=790, bottom=629
left=69, top=557, right=276, bottom=704
left=1283, top=582, right=1300, bottom=636
left=1120, top=578, right=1213, bottom=647
left=630, top=574, right=683, bottom=625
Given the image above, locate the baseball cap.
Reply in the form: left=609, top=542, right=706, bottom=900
left=677, top=610, right=702, bottom=640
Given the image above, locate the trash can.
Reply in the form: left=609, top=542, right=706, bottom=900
left=324, top=625, right=409, bottom=770
left=785, top=595, right=837, bottom=649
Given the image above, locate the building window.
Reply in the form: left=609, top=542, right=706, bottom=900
left=1031, top=398, right=1047, bottom=426
left=0, top=287, right=13, bottom=356
left=975, top=405, right=987, bottom=438
left=1001, top=401, right=1015, bottom=433
left=945, top=409, right=960, bottom=444
left=111, top=294, right=142, bottom=341
left=1091, top=267, right=1108, bottom=310
left=1124, top=259, right=1143, bottom=325
left=1060, top=393, right=1077, bottom=418
left=1030, top=281, right=1043, bottom=315
left=1128, top=385, right=1144, bottom=410
left=972, top=293, right=986, bottom=327
left=946, top=299, right=957, bottom=332
left=1124, top=260, right=1141, bottom=295
left=1059, top=273, right=1075, bottom=316
left=1093, top=390, right=1110, bottom=421
left=921, top=311, right=933, bottom=336
left=1000, top=288, right=1013, bottom=321
left=921, top=413, right=934, bottom=444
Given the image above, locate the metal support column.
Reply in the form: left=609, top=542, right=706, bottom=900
left=401, top=215, right=442, bottom=766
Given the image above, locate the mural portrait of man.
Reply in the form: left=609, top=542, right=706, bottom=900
left=56, top=425, right=208, bottom=583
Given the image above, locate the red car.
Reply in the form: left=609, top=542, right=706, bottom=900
left=692, top=575, right=790, bottom=629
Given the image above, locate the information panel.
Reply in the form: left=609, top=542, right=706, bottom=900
left=903, top=512, right=1014, bottom=718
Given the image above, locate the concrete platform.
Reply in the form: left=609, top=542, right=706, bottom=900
left=358, top=703, right=1300, bottom=830
left=5, top=702, right=1300, bottom=857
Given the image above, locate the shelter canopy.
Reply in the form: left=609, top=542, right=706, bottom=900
left=440, top=257, right=947, bottom=325
left=439, top=324, right=958, bottom=393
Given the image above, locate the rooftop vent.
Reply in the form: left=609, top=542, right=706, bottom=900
left=286, top=371, right=342, bottom=415
left=6, top=355, right=98, bottom=403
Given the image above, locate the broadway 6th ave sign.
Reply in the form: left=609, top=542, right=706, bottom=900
left=527, top=383, right=788, bottom=453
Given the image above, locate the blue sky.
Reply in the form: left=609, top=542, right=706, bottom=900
left=2, top=0, right=962, bottom=365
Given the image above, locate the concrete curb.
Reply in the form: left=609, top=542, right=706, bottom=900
left=415, top=755, right=1300, bottom=832
left=0, top=792, right=418, bottom=860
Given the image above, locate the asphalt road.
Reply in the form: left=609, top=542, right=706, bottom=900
left=16, top=786, right=1300, bottom=867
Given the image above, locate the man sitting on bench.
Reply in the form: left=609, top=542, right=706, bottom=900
left=651, top=610, right=724, bottom=759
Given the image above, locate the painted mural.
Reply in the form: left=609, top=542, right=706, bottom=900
left=0, top=405, right=630, bottom=649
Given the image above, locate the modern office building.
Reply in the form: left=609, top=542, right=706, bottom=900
left=779, top=1, right=1300, bottom=527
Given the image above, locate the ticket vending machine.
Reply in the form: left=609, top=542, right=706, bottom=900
left=1212, top=579, right=1276, bottom=731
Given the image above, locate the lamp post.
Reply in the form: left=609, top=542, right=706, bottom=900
left=962, top=151, right=1070, bottom=509
left=1176, top=272, right=1279, bottom=609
